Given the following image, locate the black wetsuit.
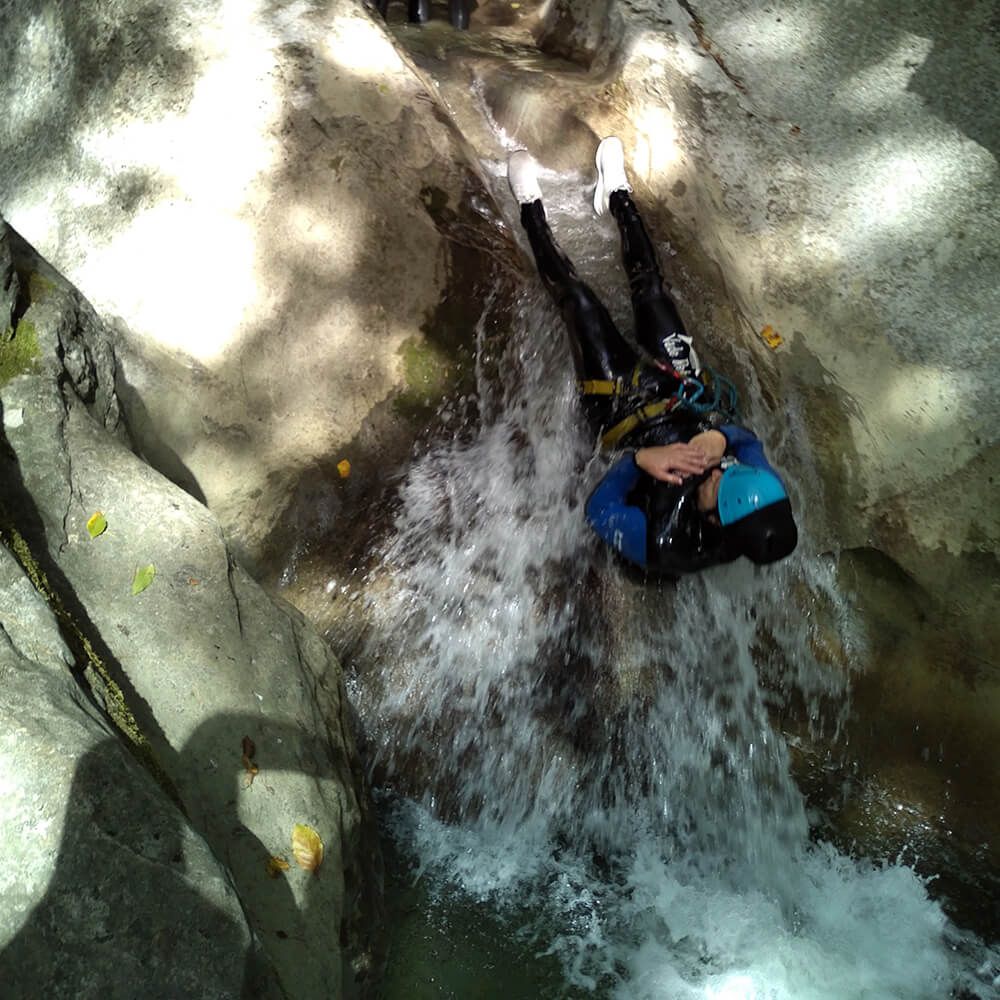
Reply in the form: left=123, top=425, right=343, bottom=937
left=520, top=191, right=785, bottom=575
left=520, top=194, right=695, bottom=438
left=375, top=0, right=470, bottom=28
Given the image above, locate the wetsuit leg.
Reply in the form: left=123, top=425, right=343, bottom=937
left=408, top=0, right=430, bottom=22
left=609, top=190, right=696, bottom=375
left=449, top=0, right=470, bottom=28
left=520, top=200, right=638, bottom=383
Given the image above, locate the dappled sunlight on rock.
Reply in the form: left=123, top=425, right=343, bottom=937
left=713, top=5, right=822, bottom=59
left=632, top=105, right=680, bottom=183
left=837, top=145, right=984, bottom=241
left=5, top=9, right=66, bottom=136
left=878, top=363, right=963, bottom=438
left=284, top=201, right=352, bottom=252
left=631, top=30, right=710, bottom=87
left=831, top=34, right=935, bottom=114
left=8, top=1, right=286, bottom=364
left=77, top=202, right=259, bottom=361
left=325, top=11, right=409, bottom=80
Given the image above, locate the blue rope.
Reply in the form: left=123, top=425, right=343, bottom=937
left=674, top=368, right=740, bottom=421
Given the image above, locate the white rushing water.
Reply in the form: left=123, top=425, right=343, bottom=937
left=343, top=167, right=999, bottom=999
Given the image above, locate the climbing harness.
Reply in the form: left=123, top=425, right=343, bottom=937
left=599, top=397, right=682, bottom=448
left=579, top=363, right=740, bottom=449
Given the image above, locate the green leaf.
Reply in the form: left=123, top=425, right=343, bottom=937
left=131, top=563, right=156, bottom=596
left=86, top=512, right=108, bottom=538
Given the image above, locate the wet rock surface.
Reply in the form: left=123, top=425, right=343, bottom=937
left=308, top=0, right=1000, bottom=944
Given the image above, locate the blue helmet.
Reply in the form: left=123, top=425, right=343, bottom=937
left=717, top=465, right=798, bottom=564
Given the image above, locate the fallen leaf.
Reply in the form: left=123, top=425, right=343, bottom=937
left=187, top=577, right=200, bottom=586
left=87, top=512, right=108, bottom=538
left=337, top=459, right=351, bottom=479
left=266, top=856, right=290, bottom=878
left=241, top=736, right=259, bottom=787
left=760, top=324, right=783, bottom=349
left=291, top=823, right=324, bottom=874
left=131, top=563, right=156, bottom=595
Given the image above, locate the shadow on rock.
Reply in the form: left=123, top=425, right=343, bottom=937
left=0, top=735, right=277, bottom=1000
left=0, top=709, right=382, bottom=999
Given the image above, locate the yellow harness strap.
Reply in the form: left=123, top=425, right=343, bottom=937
left=578, top=378, right=621, bottom=396
left=578, top=366, right=682, bottom=448
left=577, top=366, right=644, bottom=398
left=600, top=398, right=681, bottom=449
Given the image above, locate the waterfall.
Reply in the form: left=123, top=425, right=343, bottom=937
left=343, top=173, right=998, bottom=999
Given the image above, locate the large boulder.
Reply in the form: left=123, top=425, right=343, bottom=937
left=0, top=0, right=513, bottom=572
left=0, top=544, right=269, bottom=999
left=0, top=222, right=381, bottom=996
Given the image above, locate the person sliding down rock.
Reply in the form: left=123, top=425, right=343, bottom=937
left=506, top=139, right=798, bottom=577
left=374, top=0, right=471, bottom=29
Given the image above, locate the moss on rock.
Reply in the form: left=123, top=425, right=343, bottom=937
left=0, top=318, right=41, bottom=387
left=27, top=271, right=54, bottom=302
left=394, top=334, right=460, bottom=418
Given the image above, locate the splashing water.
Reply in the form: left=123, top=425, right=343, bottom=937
left=343, top=186, right=999, bottom=998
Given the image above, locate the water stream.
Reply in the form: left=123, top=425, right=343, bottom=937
left=335, top=172, right=998, bottom=996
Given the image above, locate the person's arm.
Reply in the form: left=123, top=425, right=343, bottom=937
left=585, top=454, right=648, bottom=567
left=718, top=424, right=780, bottom=476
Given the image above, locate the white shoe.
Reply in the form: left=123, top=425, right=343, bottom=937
left=593, top=136, right=631, bottom=216
left=507, top=150, right=542, bottom=205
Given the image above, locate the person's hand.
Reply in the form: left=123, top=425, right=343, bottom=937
left=635, top=443, right=710, bottom=485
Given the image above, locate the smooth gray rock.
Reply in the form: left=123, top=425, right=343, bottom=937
left=0, top=222, right=381, bottom=997
left=0, top=0, right=505, bottom=570
left=0, top=547, right=266, bottom=1000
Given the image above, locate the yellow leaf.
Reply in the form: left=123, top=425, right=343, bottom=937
left=291, top=824, right=324, bottom=874
left=760, top=324, right=783, bottom=349
left=337, top=459, right=351, bottom=479
left=511, top=2, right=521, bottom=7
left=131, top=563, right=156, bottom=596
left=87, top=512, right=108, bottom=538
left=266, top=856, right=290, bottom=878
